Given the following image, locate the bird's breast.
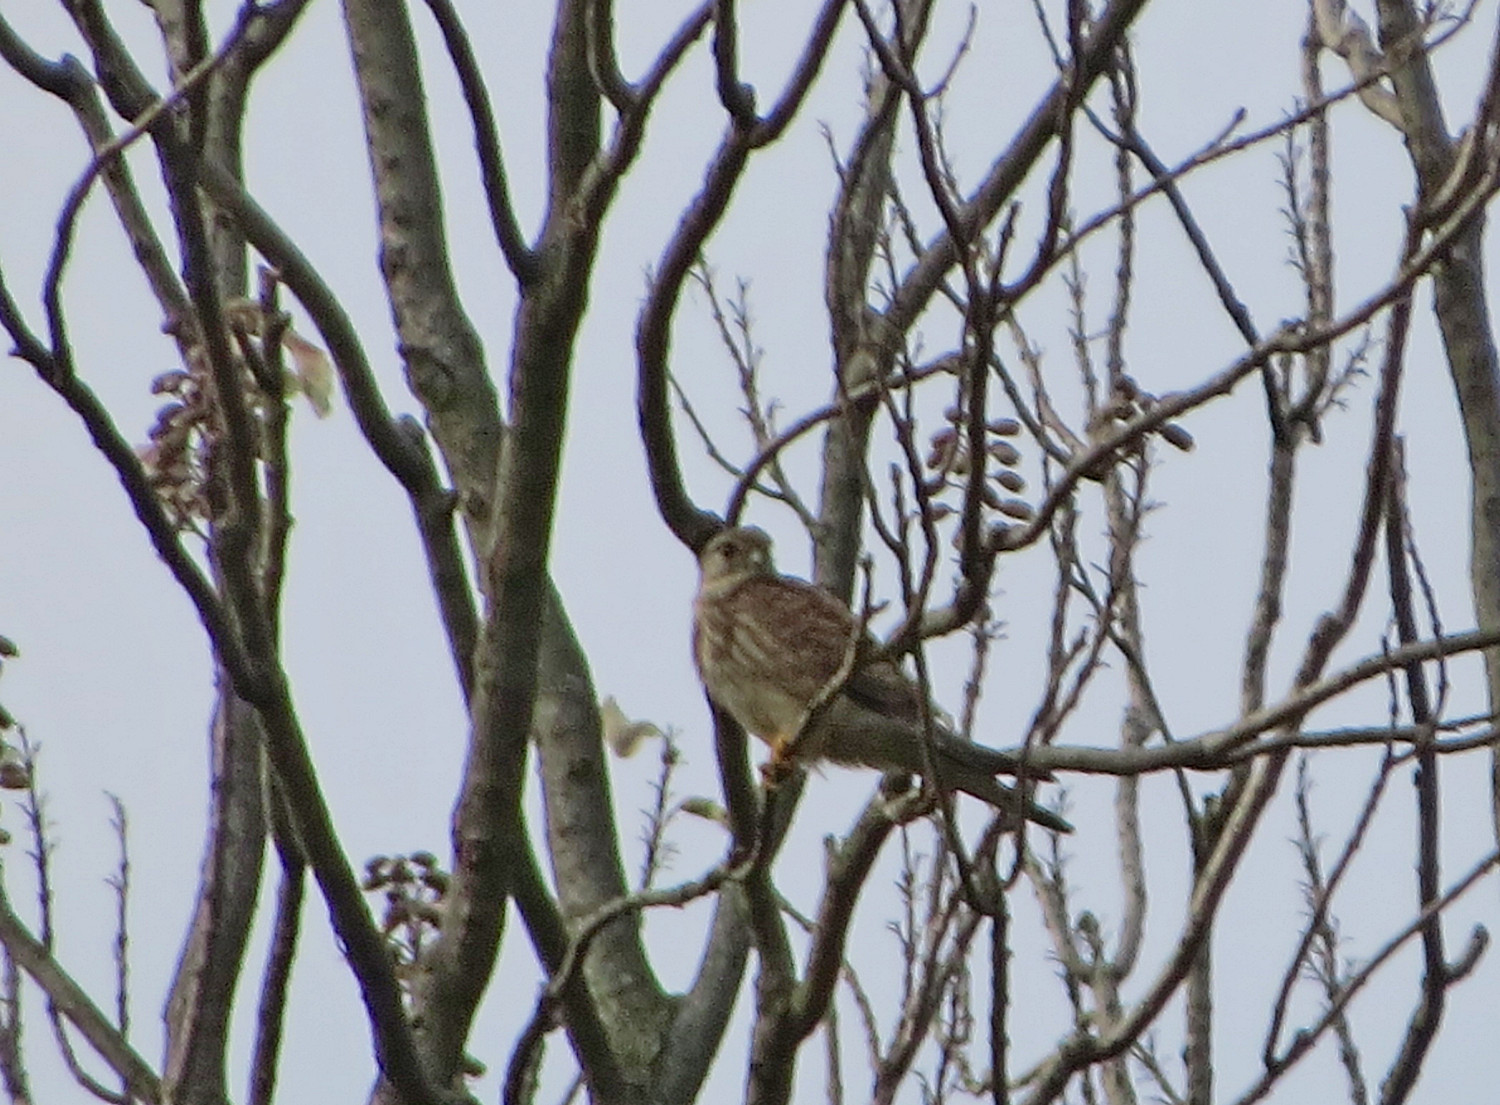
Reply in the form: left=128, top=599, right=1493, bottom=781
left=692, top=591, right=812, bottom=743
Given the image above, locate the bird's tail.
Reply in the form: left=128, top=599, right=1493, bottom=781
left=815, top=701, right=1071, bottom=832
left=944, top=768, right=1073, bottom=833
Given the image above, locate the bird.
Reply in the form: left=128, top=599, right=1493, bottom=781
left=692, top=525, right=1070, bottom=833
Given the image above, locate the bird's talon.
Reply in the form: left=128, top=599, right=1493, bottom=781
left=759, top=755, right=794, bottom=786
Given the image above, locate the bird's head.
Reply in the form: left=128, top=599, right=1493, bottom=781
left=698, top=526, right=775, bottom=585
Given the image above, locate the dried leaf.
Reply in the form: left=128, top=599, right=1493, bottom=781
left=282, top=329, right=335, bottom=417
left=678, top=797, right=728, bottom=824
left=601, top=696, right=663, bottom=758
left=222, top=297, right=264, bottom=335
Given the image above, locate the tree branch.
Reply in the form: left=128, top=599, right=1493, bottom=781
left=0, top=883, right=160, bottom=1104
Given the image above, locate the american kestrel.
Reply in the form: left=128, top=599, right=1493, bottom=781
left=692, top=526, right=1069, bottom=832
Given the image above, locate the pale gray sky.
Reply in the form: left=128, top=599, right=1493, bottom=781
left=1, top=1, right=1497, bottom=1102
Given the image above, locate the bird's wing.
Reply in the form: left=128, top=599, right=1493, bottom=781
left=752, top=582, right=935, bottom=719
left=817, top=699, right=1070, bottom=831
left=718, top=574, right=862, bottom=705
left=842, top=654, right=926, bottom=723
left=842, top=648, right=1054, bottom=781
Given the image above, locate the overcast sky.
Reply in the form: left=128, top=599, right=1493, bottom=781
left=2, top=1, right=1498, bottom=1102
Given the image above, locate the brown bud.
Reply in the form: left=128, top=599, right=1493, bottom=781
left=987, top=417, right=1021, bottom=435
left=0, top=746, right=26, bottom=789
left=926, top=427, right=958, bottom=470
left=150, top=371, right=191, bottom=395
left=988, top=441, right=1021, bottom=466
left=1158, top=423, right=1195, bottom=451
left=993, top=469, right=1026, bottom=492
left=151, top=403, right=183, bottom=433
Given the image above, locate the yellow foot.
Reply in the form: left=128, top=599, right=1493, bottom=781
left=759, top=735, right=796, bottom=785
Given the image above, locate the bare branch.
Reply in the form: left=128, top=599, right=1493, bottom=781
left=1228, top=852, right=1496, bottom=1105
left=418, top=0, right=539, bottom=283
left=1311, top=0, right=1407, bottom=127
left=0, top=883, right=159, bottom=1104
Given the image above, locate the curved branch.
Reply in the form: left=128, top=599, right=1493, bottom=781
left=195, top=165, right=423, bottom=484
left=750, top=0, right=847, bottom=145
left=1027, top=630, right=1500, bottom=776
left=0, top=29, right=189, bottom=325
left=197, top=166, right=479, bottom=699
left=711, top=0, right=757, bottom=124
left=745, top=793, right=904, bottom=1105
left=652, top=889, right=754, bottom=1104
left=635, top=0, right=845, bottom=551
left=340, top=0, right=501, bottom=544
left=418, top=0, right=539, bottom=284
left=634, top=123, right=755, bottom=546
left=1229, top=851, right=1497, bottom=1105
left=884, top=0, right=1152, bottom=336
left=585, top=0, right=633, bottom=109
left=788, top=798, right=900, bottom=1032
left=508, top=857, right=736, bottom=1094
left=248, top=832, right=306, bottom=1105
left=0, top=265, right=249, bottom=692
left=0, top=882, right=160, bottom=1104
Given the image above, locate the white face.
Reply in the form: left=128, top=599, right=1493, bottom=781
left=701, top=527, right=773, bottom=580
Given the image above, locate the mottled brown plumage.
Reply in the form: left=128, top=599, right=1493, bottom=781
left=693, top=526, right=1070, bottom=833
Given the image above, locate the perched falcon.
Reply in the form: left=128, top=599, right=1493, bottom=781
left=693, top=526, right=1070, bottom=833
